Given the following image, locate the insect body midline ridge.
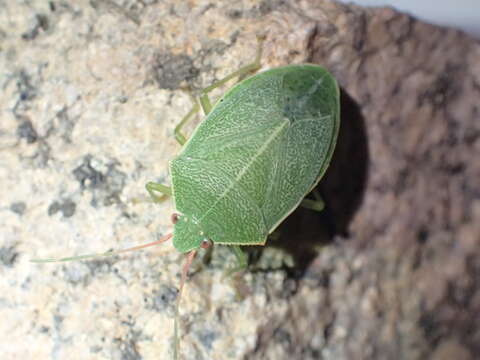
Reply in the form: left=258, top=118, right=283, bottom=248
left=197, top=118, right=289, bottom=223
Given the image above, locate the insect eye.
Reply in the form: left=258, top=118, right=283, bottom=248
left=200, top=239, right=212, bottom=249
left=171, top=213, right=179, bottom=224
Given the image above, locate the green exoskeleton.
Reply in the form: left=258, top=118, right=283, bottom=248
left=33, top=38, right=340, bottom=358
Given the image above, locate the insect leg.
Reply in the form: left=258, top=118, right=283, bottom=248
left=231, top=245, right=248, bottom=269
left=300, top=188, right=325, bottom=212
left=145, top=181, right=172, bottom=203
left=174, top=97, right=200, bottom=145
left=300, top=198, right=325, bottom=211
left=223, top=245, right=249, bottom=277
left=199, top=35, right=265, bottom=115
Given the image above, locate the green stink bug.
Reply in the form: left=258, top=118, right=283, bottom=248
left=33, top=40, right=340, bottom=358
left=162, top=63, right=340, bottom=256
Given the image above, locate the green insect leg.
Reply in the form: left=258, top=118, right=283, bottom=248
left=173, top=36, right=264, bottom=145
left=145, top=182, right=172, bottom=203
left=199, top=35, right=264, bottom=114
left=300, top=188, right=325, bottom=212
left=232, top=245, right=248, bottom=269
left=174, top=96, right=200, bottom=146
left=223, top=245, right=249, bottom=278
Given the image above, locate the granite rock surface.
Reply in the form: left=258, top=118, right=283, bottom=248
left=1, top=1, right=479, bottom=359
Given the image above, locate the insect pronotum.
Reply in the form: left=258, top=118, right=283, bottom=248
left=33, top=38, right=340, bottom=358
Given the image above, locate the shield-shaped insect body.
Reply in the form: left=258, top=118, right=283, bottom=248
left=170, top=64, right=340, bottom=254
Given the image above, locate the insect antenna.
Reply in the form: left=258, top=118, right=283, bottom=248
left=174, top=249, right=197, bottom=360
left=31, top=233, right=173, bottom=263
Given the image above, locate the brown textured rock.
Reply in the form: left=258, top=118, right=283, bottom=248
left=1, top=1, right=478, bottom=359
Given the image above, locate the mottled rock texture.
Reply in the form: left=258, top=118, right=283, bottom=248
left=1, top=1, right=479, bottom=359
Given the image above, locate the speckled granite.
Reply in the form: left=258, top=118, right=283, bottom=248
left=1, top=1, right=479, bottom=360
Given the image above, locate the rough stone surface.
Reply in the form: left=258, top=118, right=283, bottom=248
left=1, top=1, right=479, bottom=360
